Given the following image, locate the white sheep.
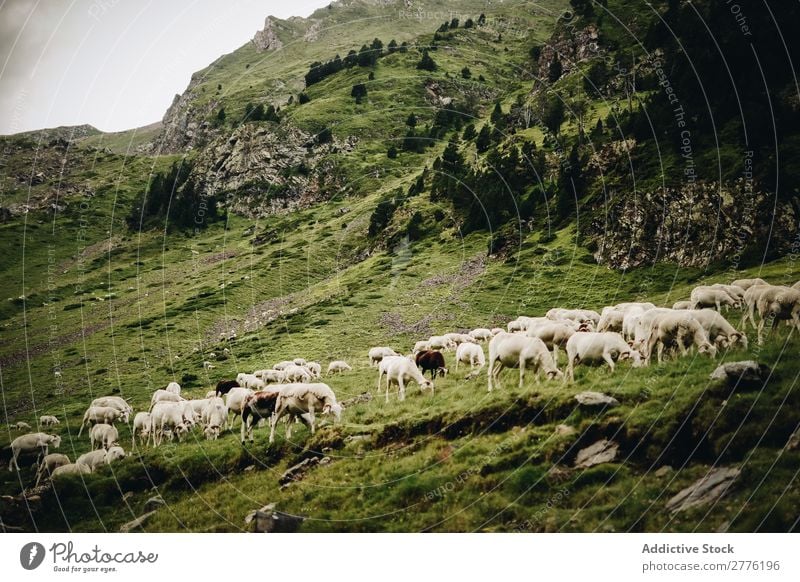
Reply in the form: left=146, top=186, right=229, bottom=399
left=165, top=381, right=181, bottom=396
left=490, top=327, right=505, bottom=336
left=740, top=284, right=775, bottom=329
left=629, top=308, right=675, bottom=349
left=427, top=336, right=456, bottom=350
left=412, top=340, right=431, bottom=354
left=90, top=396, right=132, bottom=416
left=455, top=342, right=486, bottom=376
left=39, top=415, right=60, bottom=427
left=326, top=360, right=352, bottom=375
left=596, top=309, right=625, bottom=333
left=35, top=453, right=71, bottom=486
left=645, top=312, right=717, bottom=364
left=132, top=412, right=151, bottom=448
left=269, top=383, right=343, bottom=443
left=224, top=387, right=253, bottom=428
left=753, top=286, right=800, bottom=344
left=527, top=321, right=577, bottom=361
left=255, top=369, right=287, bottom=383
left=443, top=332, right=475, bottom=346
left=8, top=433, right=62, bottom=472
left=565, top=331, right=642, bottom=382
left=546, top=308, right=601, bottom=326
left=149, top=402, right=190, bottom=446
left=77, top=406, right=128, bottom=437
left=150, top=389, right=183, bottom=408
left=672, top=300, right=692, bottom=310
left=237, top=373, right=267, bottom=390
left=89, top=423, right=119, bottom=450
left=293, top=358, right=307, bottom=366
left=687, top=309, right=748, bottom=350
left=690, top=286, right=740, bottom=311
left=711, top=283, right=745, bottom=303
left=379, top=357, right=434, bottom=402
left=487, top=332, right=562, bottom=391
left=368, top=347, right=399, bottom=366
left=283, top=364, right=312, bottom=383
left=732, top=277, right=768, bottom=290
left=305, top=361, right=322, bottom=378
left=76, top=446, right=126, bottom=472
left=202, top=402, right=229, bottom=440
left=468, top=328, right=493, bottom=342
left=273, top=361, right=295, bottom=371
left=51, top=463, right=91, bottom=479
left=13, top=421, right=32, bottom=431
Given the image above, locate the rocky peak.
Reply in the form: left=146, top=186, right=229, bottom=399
left=252, top=16, right=283, bottom=52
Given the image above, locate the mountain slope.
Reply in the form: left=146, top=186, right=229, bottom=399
left=0, top=0, right=799, bottom=533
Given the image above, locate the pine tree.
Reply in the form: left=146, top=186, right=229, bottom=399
left=461, top=66, right=472, bottom=79
left=416, top=51, right=437, bottom=71
left=476, top=125, right=492, bottom=152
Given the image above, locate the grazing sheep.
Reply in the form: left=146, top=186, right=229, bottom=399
left=487, top=332, right=562, bottom=391
left=444, top=333, right=475, bottom=346
left=13, top=421, right=32, bottom=431
left=149, top=402, right=190, bottom=446
left=672, top=300, right=692, bottom=310
left=269, top=383, right=343, bottom=443
left=368, top=347, right=398, bottom=366
left=39, top=415, right=60, bottom=427
left=690, top=286, right=740, bottom=311
left=90, top=396, right=132, bottom=416
left=215, top=379, right=240, bottom=396
left=546, top=308, right=601, bottom=326
left=89, top=424, right=119, bottom=450
left=165, top=381, right=181, bottom=396
left=273, top=361, right=295, bottom=371
left=469, top=328, right=493, bottom=342
left=236, top=373, right=267, bottom=390
left=150, top=389, right=183, bottom=408
left=527, top=322, right=577, bottom=361
left=687, top=309, right=748, bottom=350
left=8, top=433, right=62, bottom=471
left=455, top=342, right=486, bottom=376
left=490, top=328, right=505, bottom=336
left=293, top=358, right=307, bottom=366
left=224, top=387, right=254, bottom=428
left=412, top=340, right=431, bottom=354
left=240, top=390, right=280, bottom=442
left=305, top=362, right=322, bottom=379
left=611, top=302, right=657, bottom=313
left=131, top=412, right=151, bottom=448
left=565, top=332, right=642, bottom=382
left=645, top=312, right=717, bottom=364
left=428, top=336, right=456, bottom=351
left=629, top=308, right=675, bottom=349
left=415, top=350, right=448, bottom=380
left=76, top=446, right=126, bottom=472
left=326, top=360, right=352, bottom=376
left=732, top=278, right=768, bottom=290
left=711, top=284, right=745, bottom=303
left=202, top=402, right=229, bottom=441
left=740, top=284, right=775, bottom=329
left=753, top=286, right=800, bottom=344
left=255, top=369, right=287, bottom=383
left=596, top=309, right=625, bottom=333
left=283, top=365, right=312, bottom=383
left=507, top=317, right=547, bottom=333
left=51, top=463, right=91, bottom=479
left=35, top=453, right=71, bottom=486
left=77, top=406, right=128, bottom=437
left=379, top=357, right=435, bottom=402
left=205, top=390, right=217, bottom=399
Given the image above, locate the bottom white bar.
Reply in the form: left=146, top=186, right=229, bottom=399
left=0, top=533, right=795, bottom=580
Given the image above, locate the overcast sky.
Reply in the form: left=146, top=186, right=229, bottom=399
left=0, top=0, right=330, bottom=135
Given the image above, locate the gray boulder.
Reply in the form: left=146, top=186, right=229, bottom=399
left=666, top=467, right=740, bottom=514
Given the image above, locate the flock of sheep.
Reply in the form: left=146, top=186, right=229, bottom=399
left=6, top=276, right=799, bottom=488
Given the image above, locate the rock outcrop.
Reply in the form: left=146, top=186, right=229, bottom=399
left=252, top=16, right=284, bottom=52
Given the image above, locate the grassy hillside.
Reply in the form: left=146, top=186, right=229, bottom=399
left=1, top=0, right=799, bottom=533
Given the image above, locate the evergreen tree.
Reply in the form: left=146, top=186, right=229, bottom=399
left=387, top=39, right=398, bottom=53
left=387, top=145, right=398, bottom=159
left=416, top=50, right=437, bottom=71
left=462, top=123, right=477, bottom=141
left=298, top=92, right=311, bottom=104
left=475, top=124, right=492, bottom=152
left=548, top=58, right=563, bottom=82
left=351, top=83, right=368, bottom=103
left=406, top=113, right=418, bottom=127
left=461, top=66, right=472, bottom=79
